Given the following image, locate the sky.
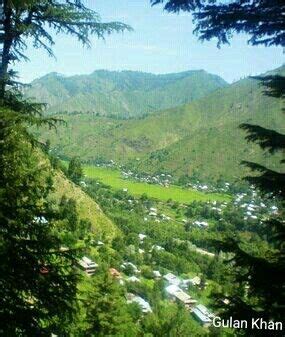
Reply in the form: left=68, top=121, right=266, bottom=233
left=15, top=0, right=284, bottom=84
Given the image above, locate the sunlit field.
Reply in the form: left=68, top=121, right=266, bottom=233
left=84, top=165, right=231, bottom=203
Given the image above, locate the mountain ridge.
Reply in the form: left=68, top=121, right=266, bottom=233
left=25, top=69, right=228, bottom=118
left=35, top=66, right=284, bottom=181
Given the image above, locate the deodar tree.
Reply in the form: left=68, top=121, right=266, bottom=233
left=0, top=1, right=130, bottom=335
left=151, top=0, right=285, bottom=330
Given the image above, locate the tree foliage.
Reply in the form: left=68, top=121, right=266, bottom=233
left=84, top=270, right=138, bottom=337
left=0, top=114, right=79, bottom=335
left=68, top=157, right=83, bottom=184
left=151, top=0, right=285, bottom=47
left=0, top=1, right=130, bottom=335
left=0, top=0, right=131, bottom=95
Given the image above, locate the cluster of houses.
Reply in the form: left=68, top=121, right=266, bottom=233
left=188, top=183, right=209, bottom=191
left=94, top=159, right=117, bottom=168
left=144, top=207, right=171, bottom=223
left=188, top=181, right=232, bottom=193
left=233, top=190, right=279, bottom=220
left=163, top=272, right=215, bottom=326
left=122, top=170, right=172, bottom=187
left=187, top=180, right=230, bottom=193
left=77, top=252, right=215, bottom=327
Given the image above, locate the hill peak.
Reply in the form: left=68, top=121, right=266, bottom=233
left=26, top=69, right=228, bottom=118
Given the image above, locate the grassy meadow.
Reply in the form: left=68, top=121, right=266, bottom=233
left=83, top=165, right=231, bottom=203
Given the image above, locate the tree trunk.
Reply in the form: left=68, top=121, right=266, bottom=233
left=0, top=0, right=13, bottom=99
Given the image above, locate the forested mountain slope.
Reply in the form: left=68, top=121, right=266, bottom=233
left=37, top=66, right=284, bottom=181
left=25, top=69, right=227, bottom=118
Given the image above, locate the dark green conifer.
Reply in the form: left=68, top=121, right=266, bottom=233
left=0, top=1, right=130, bottom=334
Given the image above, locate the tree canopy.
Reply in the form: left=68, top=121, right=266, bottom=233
left=0, top=0, right=131, bottom=95
left=151, top=0, right=285, bottom=47
left=0, top=1, right=131, bottom=335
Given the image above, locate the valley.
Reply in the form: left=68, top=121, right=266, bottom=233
left=26, top=64, right=284, bottom=336
left=29, top=64, right=283, bottom=335
left=64, top=160, right=278, bottom=336
left=2, top=1, right=283, bottom=336
left=82, top=164, right=231, bottom=203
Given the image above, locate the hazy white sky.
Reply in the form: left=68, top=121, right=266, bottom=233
left=15, top=0, right=284, bottom=83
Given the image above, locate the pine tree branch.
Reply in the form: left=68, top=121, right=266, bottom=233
left=151, top=0, right=285, bottom=47
left=151, top=0, right=203, bottom=12
left=252, top=75, right=285, bottom=99
left=241, top=161, right=285, bottom=198
left=240, top=123, right=285, bottom=153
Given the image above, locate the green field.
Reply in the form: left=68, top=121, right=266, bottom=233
left=84, top=165, right=231, bottom=203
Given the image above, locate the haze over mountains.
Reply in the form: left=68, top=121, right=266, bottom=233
left=32, top=66, right=284, bottom=181
left=25, top=70, right=227, bottom=118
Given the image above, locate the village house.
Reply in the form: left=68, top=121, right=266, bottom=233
left=151, top=244, right=165, bottom=252
left=182, top=276, right=201, bottom=288
left=127, top=276, right=140, bottom=282
left=126, top=293, right=152, bottom=313
left=163, top=273, right=181, bottom=286
left=190, top=276, right=201, bottom=286
left=165, top=284, right=197, bottom=310
left=193, top=220, right=209, bottom=228
left=78, top=256, right=98, bottom=276
left=192, top=304, right=214, bottom=327
left=34, top=216, right=48, bottom=224
left=138, top=233, right=147, bottom=241
left=121, top=262, right=140, bottom=274
left=153, top=270, right=162, bottom=279
left=109, top=268, right=121, bottom=279
left=80, top=181, right=87, bottom=188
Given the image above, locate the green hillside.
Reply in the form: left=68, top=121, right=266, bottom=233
left=37, top=67, right=284, bottom=181
left=51, top=171, right=119, bottom=240
left=25, top=69, right=227, bottom=118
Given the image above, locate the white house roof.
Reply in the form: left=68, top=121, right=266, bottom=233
left=190, top=276, right=201, bottom=286
left=165, top=284, right=180, bottom=295
left=165, top=285, right=197, bottom=305
left=193, top=304, right=213, bottom=324
left=78, top=256, right=98, bottom=269
left=164, top=273, right=181, bottom=285
left=138, top=233, right=147, bottom=241
left=193, top=221, right=209, bottom=227
left=127, top=294, right=152, bottom=313
left=121, top=262, right=140, bottom=273
left=152, top=245, right=164, bottom=251
left=78, top=257, right=98, bottom=275
left=127, top=276, right=140, bottom=282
